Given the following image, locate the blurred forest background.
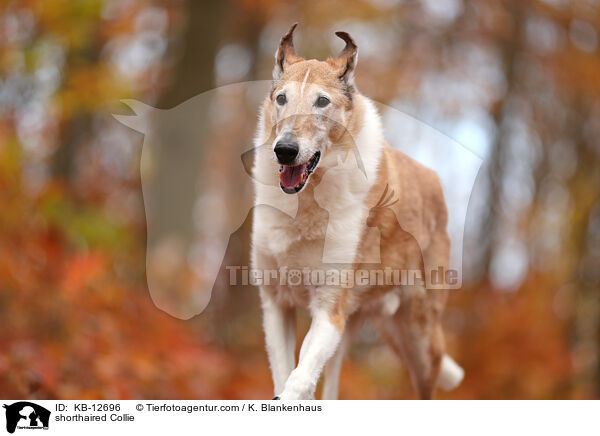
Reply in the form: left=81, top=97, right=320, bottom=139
left=1, top=0, right=599, bottom=399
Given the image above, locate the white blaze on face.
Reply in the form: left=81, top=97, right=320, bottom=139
left=299, top=68, right=311, bottom=97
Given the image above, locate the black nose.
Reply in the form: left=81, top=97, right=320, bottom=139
left=274, top=141, right=299, bottom=165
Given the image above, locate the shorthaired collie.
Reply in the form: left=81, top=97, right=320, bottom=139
left=251, top=24, right=463, bottom=399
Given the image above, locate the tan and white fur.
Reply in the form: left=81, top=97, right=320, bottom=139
left=251, top=24, right=464, bottom=400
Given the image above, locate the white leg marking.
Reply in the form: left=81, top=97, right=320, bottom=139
left=278, top=311, right=343, bottom=400
left=261, top=289, right=296, bottom=395
left=298, top=323, right=314, bottom=363
left=322, top=329, right=349, bottom=400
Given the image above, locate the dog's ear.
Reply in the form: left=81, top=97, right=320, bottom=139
left=273, top=23, right=303, bottom=80
left=329, top=31, right=358, bottom=87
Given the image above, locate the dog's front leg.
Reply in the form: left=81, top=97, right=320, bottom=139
left=321, top=326, right=349, bottom=400
left=260, top=287, right=296, bottom=396
left=277, top=292, right=346, bottom=400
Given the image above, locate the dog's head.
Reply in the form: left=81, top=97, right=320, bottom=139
left=264, top=23, right=359, bottom=194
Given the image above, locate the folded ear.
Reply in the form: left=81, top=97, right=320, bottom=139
left=329, top=31, right=358, bottom=87
left=273, top=23, right=304, bottom=80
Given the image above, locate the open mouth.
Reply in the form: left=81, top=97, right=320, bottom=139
left=279, top=151, right=321, bottom=194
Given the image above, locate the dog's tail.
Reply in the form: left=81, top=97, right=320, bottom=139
left=438, top=355, right=464, bottom=391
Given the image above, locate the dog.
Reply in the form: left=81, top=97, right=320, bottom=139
left=251, top=23, right=464, bottom=400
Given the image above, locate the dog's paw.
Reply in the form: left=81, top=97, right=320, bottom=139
left=277, top=371, right=316, bottom=400
left=277, top=387, right=315, bottom=400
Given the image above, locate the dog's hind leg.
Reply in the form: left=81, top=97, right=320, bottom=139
left=377, top=292, right=445, bottom=399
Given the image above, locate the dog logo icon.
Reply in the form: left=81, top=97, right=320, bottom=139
left=113, top=82, right=482, bottom=319
left=3, top=402, right=50, bottom=434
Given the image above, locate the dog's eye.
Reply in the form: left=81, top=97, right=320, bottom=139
left=315, top=96, right=330, bottom=108
left=276, top=94, right=287, bottom=105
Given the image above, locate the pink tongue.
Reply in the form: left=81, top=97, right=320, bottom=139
left=280, top=164, right=307, bottom=189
